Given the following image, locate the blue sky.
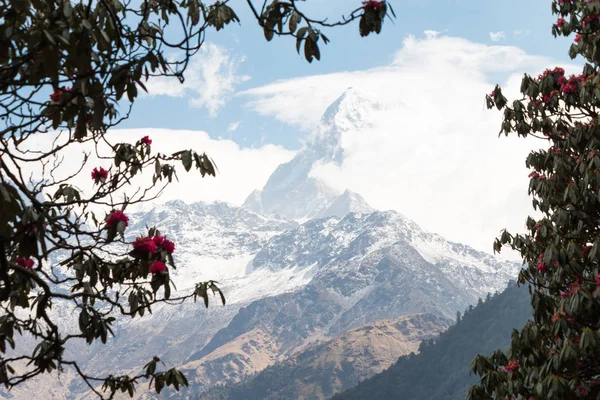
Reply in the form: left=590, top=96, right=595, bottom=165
left=120, top=0, right=574, bottom=150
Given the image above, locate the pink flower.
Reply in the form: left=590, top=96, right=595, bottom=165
left=575, top=34, right=581, bottom=43
left=140, top=136, right=152, bottom=146
left=15, top=256, right=34, bottom=269
left=152, top=235, right=175, bottom=254
left=91, top=167, right=108, bottom=184
left=537, top=261, right=547, bottom=272
left=561, top=83, right=577, bottom=93
left=133, top=237, right=157, bottom=255
left=162, top=240, right=175, bottom=254
left=552, top=311, right=566, bottom=323
left=555, top=18, right=565, bottom=27
left=595, top=274, right=600, bottom=287
left=503, top=360, right=519, bottom=372
left=105, top=210, right=129, bottom=229
left=150, top=261, right=167, bottom=274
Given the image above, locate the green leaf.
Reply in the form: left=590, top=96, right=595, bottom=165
left=264, top=26, right=275, bottom=41
left=181, top=150, right=193, bottom=172
left=289, top=12, right=301, bottom=33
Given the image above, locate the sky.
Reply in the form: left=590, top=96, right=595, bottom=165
left=121, top=0, right=574, bottom=148
left=36, top=0, right=588, bottom=256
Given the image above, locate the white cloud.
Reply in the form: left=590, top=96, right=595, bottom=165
left=227, top=121, right=242, bottom=133
left=489, top=31, right=505, bottom=42
left=8, top=129, right=294, bottom=213
left=424, top=30, right=444, bottom=39
left=238, top=33, right=581, bottom=256
left=513, top=29, right=531, bottom=38
left=145, top=43, right=250, bottom=116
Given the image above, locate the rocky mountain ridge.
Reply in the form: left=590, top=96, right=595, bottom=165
left=2, top=87, right=522, bottom=400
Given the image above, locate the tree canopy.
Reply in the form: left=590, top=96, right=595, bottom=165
left=0, top=0, right=394, bottom=397
left=470, top=1, right=600, bottom=399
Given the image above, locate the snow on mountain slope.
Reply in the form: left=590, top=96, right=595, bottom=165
left=252, top=211, right=519, bottom=298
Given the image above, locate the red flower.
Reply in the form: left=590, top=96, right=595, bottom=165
left=15, top=256, right=34, bottom=269
left=152, top=235, right=175, bottom=254
left=141, top=136, right=152, bottom=145
left=537, top=261, right=547, bottom=272
left=560, top=83, right=577, bottom=94
left=362, top=0, right=382, bottom=11
left=503, top=360, right=519, bottom=372
left=575, top=34, right=581, bottom=43
left=555, top=18, right=565, bottom=27
left=133, top=237, right=157, bottom=255
left=583, top=246, right=592, bottom=256
left=105, top=210, right=129, bottom=229
left=91, top=167, right=108, bottom=184
left=573, top=337, right=581, bottom=345
left=49, top=86, right=72, bottom=102
left=162, top=239, right=175, bottom=254
left=552, top=311, right=566, bottom=323
left=595, top=274, right=600, bottom=287
left=150, top=261, right=167, bottom=274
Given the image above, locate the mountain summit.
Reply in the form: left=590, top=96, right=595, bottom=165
left=242, top=88, right=381, bottom=221
left=320, top=87, right=384, bottom=132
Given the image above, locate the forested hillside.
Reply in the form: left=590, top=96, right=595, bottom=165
left=333, top=281, right=531, bottom=400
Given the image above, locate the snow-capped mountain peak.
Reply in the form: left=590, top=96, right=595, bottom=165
left=320, top=87, right=384, bottom=132
left=242, top=88, right=380, bottom=221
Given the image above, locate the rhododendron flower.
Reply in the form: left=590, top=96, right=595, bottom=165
left=15, top=256, right=34, bottom=269
left=91, top=167, right=108, bottom=184
left=133, top=237, right=157, bottom=254
left=575, top=34, right=581, bottom=43
left=573, top=337, right=581, bottom=345
left=105, top=211, right=129, bottom=229
left=150, top=261, right=167, bottom=274
left=362, top=0, right=382, bottom=11
left=141, top=136, right=152, bottom=145
left=162, top=239, right=175, bottom=254
left=49, top=86, right=72, bottom=102
left=555, top=18, right=565, bottom=27
left=583, top=246, right=592, bottom=256
left=562, top=83, right=577, bottom=94
left=537, top=261, right=547, bottom=272
left=151, top=235, right=175, bottom=254
left=503, top=360, right=519, bottom=372
left=595, top=274, right=600, bottom=287
left=152, top=235, right=165, bottom=246
left=552, top=311, right=566, bottom=323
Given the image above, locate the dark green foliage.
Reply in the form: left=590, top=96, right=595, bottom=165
left=333, top=282, right=531, bottom=400
left=470, top=1, right=600, bottom=399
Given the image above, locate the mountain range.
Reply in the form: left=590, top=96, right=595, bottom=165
left=2, top=88, right=523, bottom=400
